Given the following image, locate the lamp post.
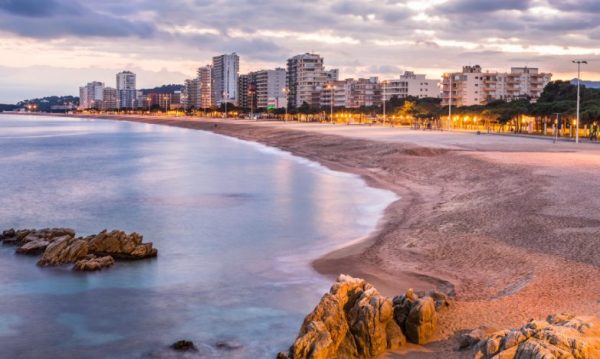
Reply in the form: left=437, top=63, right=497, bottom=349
left=382, top=80, right=387, bottom=126
left=283, top=87, right=289, bottom=122
left=326, top=84, right=335, bottom=124
left=223, top=91, right=228, bottom=119
left=448, top=73, right=452, bottom=131
left=553, top=112, right=561, bottom=144
left=572, top=60, right=587, bottom=144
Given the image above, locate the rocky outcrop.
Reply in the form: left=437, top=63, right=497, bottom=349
left=279, top=275, right=447, bottom=359
left=2, top=227, right=157, bottom=272
left=38, top=236, right=89, bottom=266
left=87, top=230, right=157, bottom=260
left=73, top=255, right=115, bottom=271
left=474, top=314, right=600, bottom=358
left=1, top=228, right=75, bottom=252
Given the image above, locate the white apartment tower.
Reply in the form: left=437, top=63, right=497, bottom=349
left=78, top=81, right=104, bottom=109
left=212, top=53, right=239, bottom=107
left=116, top=71, right=137, bottom=108
left=287, top=53, right=327, bottom=109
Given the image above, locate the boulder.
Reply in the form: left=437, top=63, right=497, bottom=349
left=16, top=239, right=50, bottom=255
left=475, top=314, right=600, bottom=358
left=171, top=340, right=198, bottom=352
left=2, top=228, right=75, bottom=247
left=404, top=297, right=437, bottom=344
left=73, top=255, right=115, bottom=271
left=393, top=289, right=438, bottom=345
left=87, top=230, right=157, bottom=260
left=37, top=236, right=89, bottom=266
left=284, top=274, right=406, bottom=359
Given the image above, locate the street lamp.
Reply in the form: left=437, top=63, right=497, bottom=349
left=223, top=91, right=228, bottom=119
left=382, top=80, right=387, bottom=126
left=283, top=87, right=289, bottom=122
left=326, top=84, right=335, bottom=124
left=572, top=60, right=587, bottom=144
left=447, top=73, right=452, bottom=131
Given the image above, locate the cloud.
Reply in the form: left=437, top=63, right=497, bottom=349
left=438, top=0, right=533, bottom=13
left=1, top=0, right=600, bottom=103
left=0, top=0, right=155, bottom=38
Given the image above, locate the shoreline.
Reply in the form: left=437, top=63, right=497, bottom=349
left=8, top=113, right=600, bottom=357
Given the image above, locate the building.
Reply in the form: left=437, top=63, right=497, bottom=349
left=325, top=69, right=339, bottom=81
left=287, top=53, right=327, bottom=109
left=253, top=68, right=287, bottom=109
left=101, top=87, right=118, bottom=110
left=116, top=71, right=137, bottom=108
left=320, top=78, right=382, bottom=109
left=442, top=65, right=552, bottom=106
left=183, top=78, right=199, bottom=110
left=78, top=81, right=104, bottom=109
left=383, top=72, right=440, bottom=101
left=238, top=74, right=256, bottom=110
left=197, top=65, right=213, bottom=109
left=212, top=53, right=239, bottom=107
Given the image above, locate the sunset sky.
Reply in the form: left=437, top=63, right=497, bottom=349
left=1, top=0, right=599, bottom=103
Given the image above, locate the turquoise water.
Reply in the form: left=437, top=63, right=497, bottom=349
left=0, top=115, right=395, bottom=358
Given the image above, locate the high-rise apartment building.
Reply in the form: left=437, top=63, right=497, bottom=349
left=287, top=53, right=327, bottom=109
left=197, top=65, right=213, bottom=109
left=238, top=74, right=255, bottom=110
left=442, top=65, right=552, bottom=106
left=254, top=68, right=287, bottom=109
left=116, top=71, right=137, bottom=108
left=101, top=87, right=118, bottom=110
left=78, top=81, right=104, bottom=109
left=212, top=53, right=239, bottom=107
left=383, top=72, right=440, bottom=100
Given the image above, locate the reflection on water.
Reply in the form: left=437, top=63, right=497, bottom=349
left=0, top=115, right=396, bottom=358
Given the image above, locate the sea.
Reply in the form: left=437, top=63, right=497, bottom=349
left=0, top=114, right=396, bottom=358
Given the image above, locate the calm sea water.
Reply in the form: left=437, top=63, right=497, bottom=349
left=0, top=115, right=395, bottom=358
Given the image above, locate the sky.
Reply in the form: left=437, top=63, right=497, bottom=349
left=0, top=0, right=599, bottom=103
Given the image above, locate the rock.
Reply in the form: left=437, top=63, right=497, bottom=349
left=277, top=352, right=290, bottom=359
left=16, top=239, right=50, bottom=255
left=215, top=340, right=243, bottom=351
left=87, top=230, right=157, bottom=260
left=2, top=228, right=75, bottom=246
left=73, top=255, right=115, bottom=271
left=170, top=340, right=198, bottom=352
left=392, top=289, right=439, bottom=345
left=284, top=274, right=405, bottom=359
left=459, top=328, right=489, bottom=350
left=475, top=314, right=600, bottom=358
left=404, top=297, right=437, bottom=344
left=37, top=236, right=89, bottom=266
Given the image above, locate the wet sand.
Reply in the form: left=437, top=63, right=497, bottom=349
left=18, top=114, right=600, bottom=357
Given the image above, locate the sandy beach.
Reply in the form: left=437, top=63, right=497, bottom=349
left=28, top=114, right=600, bottom=357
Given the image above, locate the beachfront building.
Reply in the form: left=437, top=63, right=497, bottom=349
left=78, top=81, right=104, bottom=109
left=116, top=71, right=137, bottom=109
left=212, top=53, right=239, bottom=107
left=442, top=65, right=552, bottom=106
left=254, top=68, right=287, bottom=109
left=320, top=78, right=382, bottom=109
left=382, top=72, right=440, bottom=101
left=101, top=87, right=118, bottom=110
left=287, top=53, right=327, bottom=109
left=238, top=74, right=256, bottom=110
left=197, top=65, right=213, bottom=109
